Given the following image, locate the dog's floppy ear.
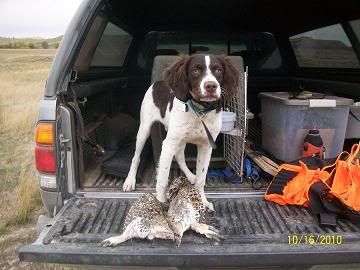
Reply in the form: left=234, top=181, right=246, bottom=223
left=220, top=57, right=240, bottom=101
left=164, top=56, right=190, bottom=101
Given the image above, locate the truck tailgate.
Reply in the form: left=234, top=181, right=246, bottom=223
left=19, top=195, right=360, bottom=267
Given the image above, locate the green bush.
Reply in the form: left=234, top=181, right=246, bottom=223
left=41, top=41, right=49, bottom=49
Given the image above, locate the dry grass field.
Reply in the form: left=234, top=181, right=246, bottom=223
left=0, top=49, right=54, bottom=230
left=0, top=49, right=80, bottom=270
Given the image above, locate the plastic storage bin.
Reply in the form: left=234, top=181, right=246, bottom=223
left=259, top=92, right=353, bottom=162
left=345, top=102, right=360, bottom=139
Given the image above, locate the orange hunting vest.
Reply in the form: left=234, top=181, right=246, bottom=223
left=265, top=144, right=360, bottom=212
left=326, top=144, right=360, bottom=211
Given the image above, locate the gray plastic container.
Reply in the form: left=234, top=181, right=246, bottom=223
left=345, top=103, right=360, bottom=139
left=259, top=92, right=353, bottom=162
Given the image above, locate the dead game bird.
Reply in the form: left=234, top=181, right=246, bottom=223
left=100, top=193, right=174, bottom=247
left=167, top=176, right=221, bottom=247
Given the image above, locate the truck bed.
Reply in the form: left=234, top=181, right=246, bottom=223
left=19, top=195, right=360, bottom=267
left=81, top=119, right=266, bottom=192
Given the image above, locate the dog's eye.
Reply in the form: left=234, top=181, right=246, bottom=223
left=192, top=68, right=200, bottom=75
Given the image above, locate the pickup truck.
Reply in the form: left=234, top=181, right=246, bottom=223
left=19, top=0, right=360, bottom=268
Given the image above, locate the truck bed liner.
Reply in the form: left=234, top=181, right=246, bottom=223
left=19, top=196, right=360, bottom=267
left=81, top=119, right=266, bottom=192
left=83, top=166, right=267, bottom=192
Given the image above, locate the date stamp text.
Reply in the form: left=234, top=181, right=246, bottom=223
left=288, top=234, right=343, bottom=245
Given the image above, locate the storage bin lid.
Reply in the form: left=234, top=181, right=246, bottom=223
left=259, top=92, right=353, bottom=106
left=350, top=102, right=360, bottom=110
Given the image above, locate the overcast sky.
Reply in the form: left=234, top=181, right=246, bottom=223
left=0, top=0, right=83, bottom=38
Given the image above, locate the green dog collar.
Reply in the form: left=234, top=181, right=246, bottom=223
left=186, top=99, right=216, bottom=116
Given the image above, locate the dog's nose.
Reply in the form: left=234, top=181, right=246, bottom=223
left=204, top=81, right=217, bottom=93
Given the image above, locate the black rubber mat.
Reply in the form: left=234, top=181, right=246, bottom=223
left=43, top=197, right=360, bottom=245
left=84, top=120, right=266, bottom=192
left=86, top=166, right=267, bottom=192
left=101, top=145, right=135, bottom=178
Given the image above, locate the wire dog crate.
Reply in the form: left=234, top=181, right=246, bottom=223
left=223, top=62, right=248, bottom=178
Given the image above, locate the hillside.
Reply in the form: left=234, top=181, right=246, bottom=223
left=290, top=36, right=359, bottom=68
left=0, top=36, right=62, bottom=49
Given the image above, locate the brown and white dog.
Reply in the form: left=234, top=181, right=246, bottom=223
left=123, top=54, right=239, bottom=211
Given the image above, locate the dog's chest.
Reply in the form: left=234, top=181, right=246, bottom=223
left=166, top=100, right=222, bottom=145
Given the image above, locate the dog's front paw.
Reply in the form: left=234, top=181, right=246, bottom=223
left=123, top=177, right=136, bottom=192
left=156, top=188, right=167, bottom=203
left=186, top=172, right=196, bottom=185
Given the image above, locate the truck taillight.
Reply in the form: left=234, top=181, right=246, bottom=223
left=35, top=123, right=54, bottom=145
left=35, top=146, right=56, bottom=173
left=35, top=123, right=56, bottom=174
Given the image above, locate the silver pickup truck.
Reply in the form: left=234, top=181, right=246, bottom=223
left=19, top=0, right=360, bottom=268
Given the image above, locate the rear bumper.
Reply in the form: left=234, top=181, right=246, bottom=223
left=18, top=240, right=360, bottom=267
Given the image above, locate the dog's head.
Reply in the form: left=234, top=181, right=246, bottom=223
left=164, top=54, right=240, bottom=103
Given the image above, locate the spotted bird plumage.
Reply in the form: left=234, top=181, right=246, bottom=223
left=100, top=193, right=174, bottom=247
left=167, top=176, right=221, bottom=247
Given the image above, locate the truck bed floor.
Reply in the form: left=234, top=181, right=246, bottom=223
left=19, top=196, right=360, bottom=267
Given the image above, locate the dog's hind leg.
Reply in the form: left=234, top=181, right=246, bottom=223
left=175, top=145, right=196, bottom=184
left=123, top=121, right=151, bottom=192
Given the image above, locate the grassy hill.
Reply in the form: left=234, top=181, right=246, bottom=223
left=290, top=36, right=359, bottom=68
left=0, top=36, right=62, bottom=49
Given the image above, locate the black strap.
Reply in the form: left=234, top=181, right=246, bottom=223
left=70, top=88, right=105, bottom=155
left=68, top=89, right=85, bottom=185
left=70, top=87, right=86, bottom=139
left=309, top=181, right=360, bottom=227
left=321, top=195, right=360, bottom=225
left=189, top=104, right=217, bottom=149
left=308, top=181, right=337, bottom=228
left=350, top=111, right=360, bottom=122
left=186, top=98, right=217, bottom=149
left=266, top=169, right=297, bottom=195
left=201, top=119, right=217, bottom=149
